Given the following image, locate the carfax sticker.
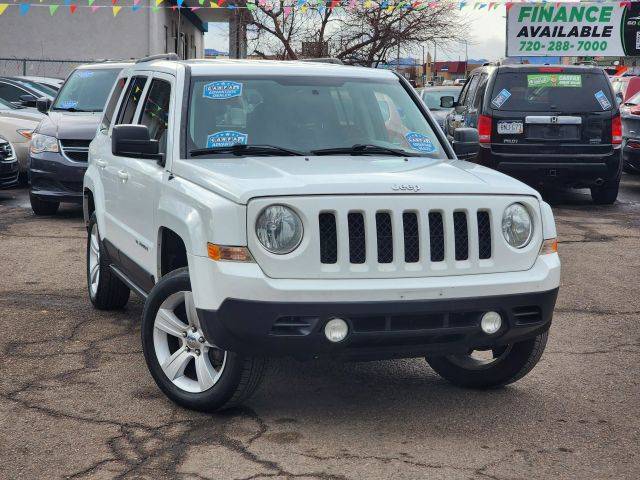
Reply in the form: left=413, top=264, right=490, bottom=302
left=59, top=100, right=78, bottom=109
left=491, top=88, right=511, bottom=109
left=206, top=130, right=248, bottom=148
left=594, top=90, right=612, bottom=110
left=527, top=74, right=582, bottom=88
left=405, top=132, right=437, bottom=153
left=203, top=81, right=243, bottom=100
left=77, top=71, right=95, bottom=79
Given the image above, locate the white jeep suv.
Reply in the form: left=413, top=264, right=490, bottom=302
left=83, top=55, right=560, bottom=411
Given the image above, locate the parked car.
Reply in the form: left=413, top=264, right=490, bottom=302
left=84, top=56, right=560, bottom=412
left=28, top=61, right=131, bottom=215
left=453, top=78, right=466, bottom=86
left=0, top=97, right=45, bottom=184
left=419, top=86, right=462, bottom=128
left=0, top=76, right=56, bottom=108
left=15, top=76, right=65, bottom=92
left=445, top=65, right=622, bottom=204
left=610, top=75, right=640, bottom=102
left=619, top=90, right=640, bottom=174
left=0, top=137, right=19, bottom=189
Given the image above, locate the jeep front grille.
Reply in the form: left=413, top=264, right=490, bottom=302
left=319, top=209, right=488, bottom=266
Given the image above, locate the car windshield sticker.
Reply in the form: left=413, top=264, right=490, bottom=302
left=203, top=81, right=243, bottom=100
left=77, top=71, right=95, bottom=79
left=405, top=132, right=437, bottom=153
left=595, top=90, right=612, bottom=110
left=527, top=74, right=582, bottom=88
left=206, top=131, right=248, bottom=148
left=491, top=89, right=511, bottom=109
left=59, top=100, right=78, bottom=109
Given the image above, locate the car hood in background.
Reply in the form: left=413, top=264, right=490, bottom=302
left=173, top=155, right=540, bottom=205
left=0, top=107, right=45, bottom=123
left=36, top=111, right=101, bottom=140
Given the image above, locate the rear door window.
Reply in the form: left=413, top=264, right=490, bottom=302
left=138, top=79, right=171, bottom=154
left=117, top=76, right=148, bottom=125
left=490, top=71, right=613, bottom=112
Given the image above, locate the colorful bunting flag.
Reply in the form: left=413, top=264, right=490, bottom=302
left=19, top=3, right=30, bottom=15
left=0, top=4, right=7, bottom=15
left=49, top=3, right=58, bottom=14
left=112, top=5, right=121, bottom=15
left=70, top=3, right=77, bottom=13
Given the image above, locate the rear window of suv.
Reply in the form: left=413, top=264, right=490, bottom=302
left=489, top=71, right=613, bottom=112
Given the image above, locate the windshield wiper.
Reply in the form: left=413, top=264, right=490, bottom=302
left=311, top=144, right=413, bottom=157
left=51, top=107, right=93, bottom=112
left=189, top=144, right=304, bottom=157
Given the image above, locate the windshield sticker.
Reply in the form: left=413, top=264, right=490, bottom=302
left=77, top=71, right=95, bottom=79
left=491, top=89, right=511, bottom=109
left=405, top=132, right=437, bottom=153
left=527, top=74, right=582, bottom=88
left=206, top=130, right=248, bottom=148
left=59, top=100, right=78, bottom=109
left=203, top=81, right=243, bottom=100
left=594, top=90, right=612, bottom=110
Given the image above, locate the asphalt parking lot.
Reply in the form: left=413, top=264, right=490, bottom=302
left=1, top=179, right=639, bottom=480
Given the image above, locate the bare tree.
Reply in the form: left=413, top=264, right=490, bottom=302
left=245, top=2, right=467, bottom=65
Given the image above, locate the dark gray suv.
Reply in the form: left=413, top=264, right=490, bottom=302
left=29, top=62, right=131, bottom=215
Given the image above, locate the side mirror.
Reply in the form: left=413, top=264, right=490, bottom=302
left=112, top=124, right=160, bottom=159
left=440, top=95, right=455, bottom=109
left=36, top=97, right=51, bottom=114
left=452, top=127, right=480, bottom=159
left=19, top=94, right=37, bottom=107
left=616, top=92, right=624, bottom=106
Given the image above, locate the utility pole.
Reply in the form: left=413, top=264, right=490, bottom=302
left=464, top=39, right=468, bottom=78
left=432, top=40, right=437, bottom=83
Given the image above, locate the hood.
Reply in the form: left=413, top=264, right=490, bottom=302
left=172, top=155, right=540, bottom=205
left=36, top=111, right=101, bottom=140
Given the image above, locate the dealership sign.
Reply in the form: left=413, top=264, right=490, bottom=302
left=507, top=2, right=640, bottom=57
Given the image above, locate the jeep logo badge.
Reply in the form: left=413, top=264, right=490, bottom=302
left=392, top=184, right=421, bottom=192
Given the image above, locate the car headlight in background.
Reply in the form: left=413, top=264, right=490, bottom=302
left=502, top=203, right=533, bottom=248
left=256, top=205, right=303, bottom=254
left=30, top=133, right=59, bottom=154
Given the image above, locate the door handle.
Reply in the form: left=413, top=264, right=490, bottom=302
left=117, top=170, right=129, bottom=182
left=94, top=159, right=107, bottom=169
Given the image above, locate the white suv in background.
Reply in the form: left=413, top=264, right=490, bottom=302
left=83, top=55, right=560, bottom=411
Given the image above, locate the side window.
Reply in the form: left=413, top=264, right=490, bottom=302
left=139, top=79, right=171, bottom=154
left=0, top=82, right=28, bottom=103
left=101, top=76, right=127, bottom=131
left=116, top=76, right=147, bottom=125
left=457, top=78, right=473, bottom=107
left=464, top=75, right=481, bottom=107
left=473, top=74, right=488, bottom=110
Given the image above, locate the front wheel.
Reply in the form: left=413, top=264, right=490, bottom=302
left=30, top=193, right=59, bottom=216
left=141, top=268, right=266, bottom=412
left=426, top=331, right=548, bottom=389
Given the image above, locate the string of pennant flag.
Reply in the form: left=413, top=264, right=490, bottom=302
left=0, top=0, right=637, bottom=17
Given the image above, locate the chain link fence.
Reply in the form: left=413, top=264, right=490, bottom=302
left=0, top=58, right=94, bottom=79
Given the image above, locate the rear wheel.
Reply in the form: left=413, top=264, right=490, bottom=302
left=141, top=268, right=266, bottom=412
left=426, top=332, right=548, bottom=389
left=30, top=193, right=59, bottom=216
left=591, top=179, right=619, bottom=205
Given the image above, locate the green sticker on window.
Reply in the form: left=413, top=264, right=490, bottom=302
left=527, top=74, right=582, bottom=88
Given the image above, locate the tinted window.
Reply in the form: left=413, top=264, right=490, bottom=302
left=117, top=76, right=148, bottom=125
left=187, top=76, right=446, bottom=158
left=12, top=79, right=57, bottom=97
left=473, top=74, right=488, bottom=109
left=101, top=76, right=127, bottom=131
left=52, top=68, right=121, bottom=112
left=490, top=72, right=613, bottom=112
left=139, top=79, right=171, bottom=154
left=463, top=75, right=481, bottom=107
left=0, top=82, right=28, bottom=103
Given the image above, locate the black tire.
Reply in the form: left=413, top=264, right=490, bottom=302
left=590, top=180, right=619, bottom=205
left=30, top=193, right=59, bottom=216
left=426, top=331, right=548, bottom=389
left=87, top=213, right=130, bottom=310
left=141, top=268, right=266, bottom=412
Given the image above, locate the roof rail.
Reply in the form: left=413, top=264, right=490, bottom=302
left=298, top=58, right=344, bottom=65
left=135, top=53, right=179, bottom=64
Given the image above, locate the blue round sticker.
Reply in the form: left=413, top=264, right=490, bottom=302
left=405, top=132, right=437, bottom=153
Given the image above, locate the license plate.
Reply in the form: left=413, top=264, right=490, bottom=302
left=497, top=121, right=523, bottom=135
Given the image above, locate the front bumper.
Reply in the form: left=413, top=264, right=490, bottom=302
left=623, top=142, right=640, bottom=173
left=198, top=289, right=558, bottom=360
left=29, top=151, right=86, bottom=204
left=0, top=158, right=19, bottom=188
left=480, top=145, right=622, bottom=188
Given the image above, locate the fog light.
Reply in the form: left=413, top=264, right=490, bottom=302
left=481, top=311, right=502, bottom=334
left=324, top=318, right=349, bottom=342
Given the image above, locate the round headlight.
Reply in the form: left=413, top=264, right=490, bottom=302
left=256, top=205, right=303, bottom=254
left=502, top=203, right=532, bottom=248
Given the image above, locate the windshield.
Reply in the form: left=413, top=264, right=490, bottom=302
left=52, top=68, right=120, bottom=112
left=420, top=88, right=461, bottom=110
left=490, top=72, right=613, bottom=112
left=13, top=79, right=57, bottom=98
left=187, top=76, right=445, bottom=158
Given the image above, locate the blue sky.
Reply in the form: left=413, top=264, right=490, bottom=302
left=204, top=8, right=507, bottom=61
